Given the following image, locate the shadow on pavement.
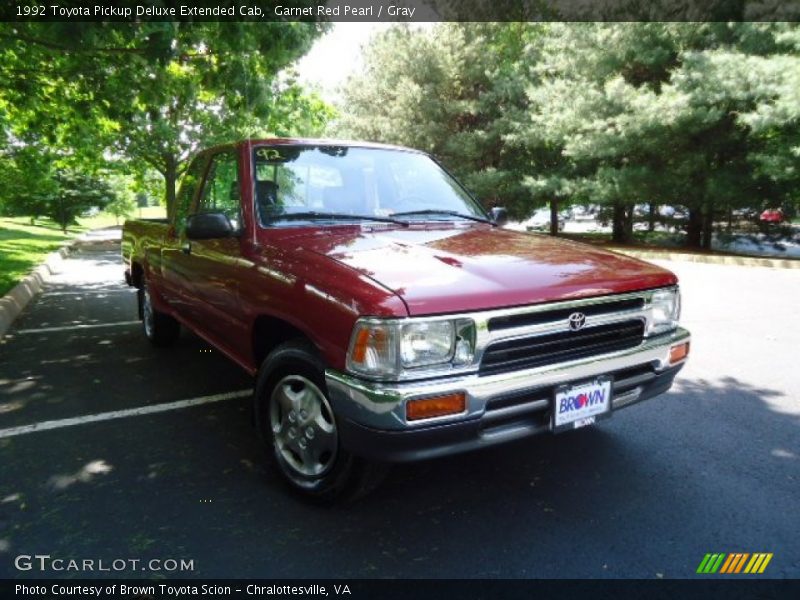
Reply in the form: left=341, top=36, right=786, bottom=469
left=1, top=375, right=797, bottom=579
left=0, top=239, right=797, bottom=579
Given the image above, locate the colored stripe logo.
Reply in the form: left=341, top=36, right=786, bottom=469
left=696, top=553, right=773, bottom=574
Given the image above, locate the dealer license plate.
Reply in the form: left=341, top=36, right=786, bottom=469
left=553, top=378, right=612, bottom=431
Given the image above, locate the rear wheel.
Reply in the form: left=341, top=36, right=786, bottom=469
left=255, top=340, right=386, bottom=502
left=139, top=281, right=180, bottom=347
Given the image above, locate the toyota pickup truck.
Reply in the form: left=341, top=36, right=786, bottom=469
left=122, top=138, right=690, bottom=500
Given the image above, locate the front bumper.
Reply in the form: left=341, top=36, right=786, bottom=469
left=325, top=327, right=689, bottom=462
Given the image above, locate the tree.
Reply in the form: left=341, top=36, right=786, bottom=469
left=526, top=23, right=799, bottom=247
left=335, top=24, right=540, bottom=218
left=49, top=170, right=116, bottom=232
left=105, top=176, right=138, bottom=225
left=0, top=145, right=59, bottom=224
left=337, top=23, right=799, bottom=248
left=739, top=28, right=800, bottom=220
left=0, top=20, right=330, bottom=218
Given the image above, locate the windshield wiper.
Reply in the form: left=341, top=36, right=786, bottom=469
left=392, top=209, right=495, bottom=225
left=269, top=211, right=409, bottom=227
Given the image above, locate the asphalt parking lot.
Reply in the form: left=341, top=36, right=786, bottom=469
left=0, top=236, right=798, bottom=579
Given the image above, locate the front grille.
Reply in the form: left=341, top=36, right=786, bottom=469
left=488, top=298, right=644, bottom=332
left=479, top=319, right=645, bottom=375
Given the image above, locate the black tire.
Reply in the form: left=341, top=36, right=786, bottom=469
left=254, top=339, right=387, bottom=502
left=138, top=280, right=180, bottom=347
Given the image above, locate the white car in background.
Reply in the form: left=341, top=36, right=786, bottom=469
left=521, top=208, right=565, bottom=232
left=572, top=205, right=600, bottom=221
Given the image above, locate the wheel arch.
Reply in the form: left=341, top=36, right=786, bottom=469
left=130, top=261, right=144, bottom=289
left=251, top=314, right=323, bottom=369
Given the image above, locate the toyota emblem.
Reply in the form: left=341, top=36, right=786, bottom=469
left=568, top=312, right=586, bottom=331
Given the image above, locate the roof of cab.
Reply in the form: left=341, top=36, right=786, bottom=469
left=241, top=137, right=426, bottom=154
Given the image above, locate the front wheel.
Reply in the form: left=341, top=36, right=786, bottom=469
left=254, top=340, right=386, bottom=502
left=138, top=281, right=180, bottom=347
left=269, top=373, right=339, bottom=481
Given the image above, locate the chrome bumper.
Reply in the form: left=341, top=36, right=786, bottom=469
left=325, top=327, right=690, bottom=432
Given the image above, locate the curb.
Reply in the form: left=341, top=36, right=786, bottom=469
left=610, top=248, right=800, bottom=270
left=0, top=241, right=77, bottom=339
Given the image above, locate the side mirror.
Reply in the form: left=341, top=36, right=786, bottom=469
left=186, top=212, right=235, bottom=240
left=490, top=207, right=508, bottom=227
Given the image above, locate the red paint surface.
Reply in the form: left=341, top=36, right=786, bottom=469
left=124, top=139, right=678, bottom=374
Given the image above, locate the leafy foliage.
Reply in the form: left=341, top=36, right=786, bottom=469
left=48, top=170, right=117, bottom=232
left=0, top=146, right=116, bottom=231
left=104, top=176, right=139, bottom=225
left=528, top=23, right=800, bottom=246
left=336, top=23, right=800, bottom=247
left=0, top=20, right=332, bottom=219
left=335, top=24, right=539, bottom=218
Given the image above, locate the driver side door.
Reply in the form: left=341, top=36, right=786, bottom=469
left=182, top=149, right=249, bottom=351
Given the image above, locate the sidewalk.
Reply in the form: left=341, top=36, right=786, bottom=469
left=610, top=247, right=800, bottom=270
left=0, top=227, right=122, bottom=338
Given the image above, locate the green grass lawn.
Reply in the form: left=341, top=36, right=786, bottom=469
left=561, top=230, right=686, bottom=247
left=0, top=207, right=166, bottom=296
left=0, top=217, right=81, bottom=296
left=77, top=205, right=166, bottom=230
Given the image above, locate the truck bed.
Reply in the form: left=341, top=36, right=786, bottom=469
left=122, top=218, right=170, bottom=286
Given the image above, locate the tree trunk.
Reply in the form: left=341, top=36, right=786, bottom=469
left=57, top=195, right=67, bottom=233
left=624, top=203, right=634, bottom=242
left=612, top=202, right=634, bottom=244
left=648, top=203, right=656, bottom=232
left=702, top=202, right=714, bottom=250
left=163, top=155, right=178, bottom=222
left=549, top=199, right=559, bottom=236
left=612, top=203, right=625, bottom=243
left=686, top=208, right=703, bottom=248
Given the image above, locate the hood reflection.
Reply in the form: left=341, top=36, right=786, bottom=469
left=272, top=224, right=676, bottom=315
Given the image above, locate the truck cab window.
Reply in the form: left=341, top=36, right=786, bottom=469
left=253, top=145, right=486, bottom=226
left=175, top=155, right=208, bottom=235
left=198, top=151, right=241, bottom=230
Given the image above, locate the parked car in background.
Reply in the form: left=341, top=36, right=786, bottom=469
left=732, top=208, right=759, bottom=222
left=658, top=205, right=675, bottom=218
left=572, top=205, right=600, bottom=221
left=760, top=208, right=784, bottom=224
left=522, top=208, right=565, bottom=232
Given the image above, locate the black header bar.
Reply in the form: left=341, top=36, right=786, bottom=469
left=3, top=579, right=800, bottom=600
left=2, top=0, right=799, bottom=22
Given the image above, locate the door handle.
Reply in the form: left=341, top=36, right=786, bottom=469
left=181, top=242, right=192, bottom=255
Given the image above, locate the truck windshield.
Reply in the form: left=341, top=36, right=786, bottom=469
left=253, top=145, right=488, bottom=226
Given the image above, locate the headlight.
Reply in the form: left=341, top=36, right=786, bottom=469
left=347, top=318, right=476, bottom=380
left=401, top=321, right=454, bottom=367
left=648, top=287, right=681, bottom=335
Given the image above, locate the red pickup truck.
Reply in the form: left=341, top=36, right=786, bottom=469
left=123, top=139, right=690, bottom=500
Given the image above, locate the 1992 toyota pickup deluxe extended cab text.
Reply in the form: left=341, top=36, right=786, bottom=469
left=123, top=139, right=691, bottom=500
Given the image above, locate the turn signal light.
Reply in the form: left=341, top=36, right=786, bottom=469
left=351, top=327, right=372, bottom=363
left=406, top=393, right=466, bottom=421
left=669, top=342, right=690, bottom=364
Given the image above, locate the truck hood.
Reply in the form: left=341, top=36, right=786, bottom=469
left=293, top=224, right=677, bottom=315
